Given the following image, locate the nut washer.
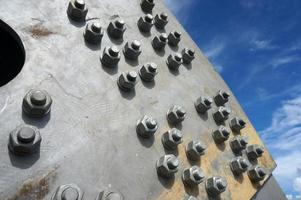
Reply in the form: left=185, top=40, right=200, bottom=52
left=161, top=128, right=183, bottom=150
left=101, top=46, right=121, bottom=68
left=51, top=183, right=83, bottom=200
left=107, top=19, right=126, bottom=39
left=139, top=63, right=158, bottom=82
left=154, top=13, right=168, bottom=29
left=96, top=191, right=124, bottom=200
left=194, top=96, right=213, bottom=114
left=123, top=40, right=142, bottom=60
left=140, top=0, right=155, bottom=13
left=248, top=166, right=266, bottom=182
left=186, top=140, right=206, bottom=161
left=168, top=31, right=181, bottom=46
left=182, top=48, right=195, bottom=64
left=22, top=89, right=52, bottom=118
left=166, top=105, right=186, bottom=124
left=156, top=154, right=179, bottom=178
left=136, top=115, right=158, bottom=138
left=213, top=106, right=231, bottom=123
left=67, top=0, right=88, bottom=22
left=117, top=71, right=137, bottom=92
left=214, top=90, right=230, bottom=106
left=212, top=126, right=230, bottom=143
left=230, top=117, right=246, bottom=132
left=182, top=196, right=198, bottom=200
left=166, top=53, right=182, bottom=70
left=182, top=166, right=205, bottom=187
left=152, top=33, right=168, bottom=51
left=137, top=14, right=154, bottom=33
left=84, top=22, right=104, bottom=45
left=230, top=156, right=249, bottom=174
left=230, top=136, right=248, bottom=154
left=205, top=176, right=228, bottom=197
left=246, top=144, right=264, bottom=160
left=8, top=125, right=42, bottom=156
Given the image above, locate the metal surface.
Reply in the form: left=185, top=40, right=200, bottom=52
left=0, top=0, right=278, bottom=199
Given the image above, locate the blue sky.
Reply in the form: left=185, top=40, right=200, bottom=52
left=164, top=0, right=301, bottom=198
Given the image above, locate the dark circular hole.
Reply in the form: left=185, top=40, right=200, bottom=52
left=0, top=20, right=25, bottom=87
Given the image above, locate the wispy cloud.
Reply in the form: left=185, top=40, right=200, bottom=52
left=250, top=39, right=278, bottom=51
left=270, top=55, right=300, bottom=69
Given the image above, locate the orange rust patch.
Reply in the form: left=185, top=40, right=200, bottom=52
left=28, top=24, right=56, bottom=38
left=6, top=169, right=56, bottom=200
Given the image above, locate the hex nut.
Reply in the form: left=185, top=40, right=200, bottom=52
left=51, top=183, right=83, bottom=200
left=230, top=136, right=248, bottom=154
left=84, top=21, right=104, bottom=45
left=248, top=166, right=266, bottom=182
left=123, top=40, right=142, bottom=60
left=166, top=53, right=182, bottom=70
left=214, top=90, right=230, bottom=106
left=168, top=31, right=181, bottom=47
left=182, top=196, right=198, bottom=200
left=246, top=144, right=264, bottom=160
left=212, top=126, right=230, bottom=143
left=154, top=13, right=168, bottom=29
left=213, top=106, right=231, bottom=123
left=161, top=128, right=183, bottom=150
left=138, top=14, right=153, bottom=33
left=136, top=115, right=158, bottom=138
left=182, top=48, right=195, bottom=64
left=22, top=89, right=52, bottom=118
left=8, top=125, right=41, bottom=156
left=194, top=96, right=213, bottom=114
left=139, top=63, right=158, bottom=82
left=182, top=166, right=205, bottom=187
left=156, top=154, right=179, bottom=178
left=152, top=33, right=168, bottom=51
left=230, top=156, right=249, bottom=174
left=140, top=0, right=155, bottom=13
left=67, top=0, right=88, bottom=22
left=107, top=19, right=126, bottom=39
left=166, top=105, right=186, bottom=124
left=230, top=117, right=246, bottom=132
left=96, top=191, right=124, bottom=200
left=186, top=140, right=206, bottom=161
left=117, top=71, right=137, bottom=92
left=205, top=176, right=228, bottom=197
left=101, top=46, right=121, bottom=68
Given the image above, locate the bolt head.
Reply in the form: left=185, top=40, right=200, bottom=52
left=139, top=63, right=158, bottom=82
left=214, top=90, right=230, bottom=106
left=182, top=166, right=205, bottom=187
left=138, top=14, right=154, bottom=32
left=96, top=191, right=124, bottom=200
left=140, top=0, right=155, bottom=13
left=84, top=21, right=104, bottom=44
left=154, top=13, right=169, bottom=29
left=51, top=184, right=83, bottom=200
left=136, top=115, right=158, bottom=138
left=167, top=105, right=186, bottom=124
left=91, top=22, right=101, bottom=32
left=194, top=96, right=212, bottom=114
left=115, top=19, right=125, bottom=28
left=101, top=46, right=121, bottom=67
left=107, top=19, right=126, bottom=39
left=230, top=117, right=246, bottom=132
left=61, top=187, right=79, bottom=200
left=186, top=140, right=206, bottom=161
left=168, top=31, right=181, bottom=46
left=230, top=136, right=248, bottom=154
left=117, top=72, right=137, bottom=91
left=162, top=128, right=183, bottom=150
left=230, top=157, right=249, bottom=174
left=17, top=127, right=36, bottom=143
left=182, top=48, right=195, bottom=64
left=205, top=176, right=227, bottom=197
left=74, top=0, right=85, bottom=9
left=167, top=53, right=182, bottom=70
left=156, top=154, right=179, bottom=178
left=246, top=144, right=264, bottom=160
left=212, top=126, right=230, bottom=143
left=67, top=0, right=88, bottom=22
left=248, top=166, right=266, bottom=182
left=123, top=41, right=142, bottom=60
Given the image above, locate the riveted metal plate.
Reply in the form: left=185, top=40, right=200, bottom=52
left=0, top=0, right=276, bottom=199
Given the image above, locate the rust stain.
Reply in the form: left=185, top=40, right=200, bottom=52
left=28, top=24, right=56, bottom=38
left=6, top=169, right=57, bottom=200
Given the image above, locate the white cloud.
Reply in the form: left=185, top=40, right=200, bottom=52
left=270, top=55, right=300, bottom=69
left=204, top=42, right=225, bottom=59
left=250, top=39, right=278, bottom=51
left=294, top=176, right=301, bottom=193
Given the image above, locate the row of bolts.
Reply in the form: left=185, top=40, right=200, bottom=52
left=6, top=0, right=266, bottom=199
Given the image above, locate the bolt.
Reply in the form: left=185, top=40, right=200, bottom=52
left=96, top=191, right=124, bottom=200
left=51, top=184, right=83, bottom=200
left=138, top=14, right=154, bottom=33
left=213, top=106, right=231, bottom=124
left=182, top=48, right=195, bottom=64
left=154, top=13, right=168, bottom=29
left=67, top=0, right=88, bottom=22
left=214, top=90, right=230, bottom=106
left=140, top=0, right=155, bottom=13
left=17, top=127, right=35, bottom=143
left=230, top=117, right=246, bottom=132
left=139, top=63, right=158, bottom=82
left=182, top=166, right=205, bottom=187
left=136, top=115, right=158, bottom=138
left=156, top=154, right=179, bottom=178
left=168, top=31, right=181, bottom=46
left=84, top=21, right=104, bottom=45
left=186, top=140, right=206, bottom=161
left=166, top=105, right=186, bottom=124
left=117, top=71, right=137, bottom=92
left=230, top=156, right=249, bottom=175
left=22, top=89, right=52, bottom=118
left=212, top=126, right=230, bottom=143
left=246, top=144, right=264, bottom=160
left=161, top=128, right=183, bottom=150
left=107, top=19, right=126, bottom=39
left=166, top=53, right=182, bottom=70
left=230, top=136, right=248, bottom=154
left=152, top=33, right=167, bottom=51
left=248, top=166, right=266, bottom=182
left=123, top=40, right=142, bottom=60
left=101, top=46, right=121, bottom=68
left=194, top=96, right=213, bottom=114
left=205, top=176, right=227, bottom=197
